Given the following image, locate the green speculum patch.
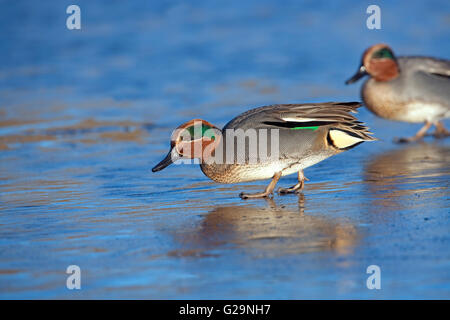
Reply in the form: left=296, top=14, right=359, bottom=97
left=291, top=126, right=319, bottom=131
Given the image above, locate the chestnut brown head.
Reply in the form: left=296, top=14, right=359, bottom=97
left=346, top=44, right=399, bottom=84
left=152, top=119, right=221, bottom=172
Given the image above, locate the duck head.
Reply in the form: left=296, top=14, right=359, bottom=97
left=346, top=43, right=399, bottom=84
left=152, top=119, right=222, bottom=172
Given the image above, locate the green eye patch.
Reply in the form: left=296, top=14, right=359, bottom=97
left=372, top=48, right=394, bottom=60
left=185, top=124, right=216, bottom=140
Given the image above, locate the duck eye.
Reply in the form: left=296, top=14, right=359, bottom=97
left=179, top=128, right=195, bottom=141
left=372, top=48, right=394, bottom=59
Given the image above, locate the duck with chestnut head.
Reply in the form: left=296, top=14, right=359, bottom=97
left=152, top=102, right=376, bottom=199
left=346, top=43, right=450, bottom=143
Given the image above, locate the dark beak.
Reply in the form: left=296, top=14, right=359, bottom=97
left=152, top=149, right=177, bottom=172
left=345, top=65, right=368, bottom=84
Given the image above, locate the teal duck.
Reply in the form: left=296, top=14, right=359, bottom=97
left=152, top=102, right=376, bottom=199
left=346, top=43, right=450, bottom=142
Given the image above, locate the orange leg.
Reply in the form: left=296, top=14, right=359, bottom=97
left=278, top=170, right=308, bottom=194
left=240, top=171, right=282, bottom=199
left=433, top=121, right=450, bottom=139
left=395, top=121, right=432, bottom=143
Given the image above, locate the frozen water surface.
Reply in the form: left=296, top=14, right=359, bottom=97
left=0, top=0, right=449, bottom=299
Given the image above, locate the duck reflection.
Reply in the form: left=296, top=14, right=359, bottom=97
left=171, top=196, right=358, bottom=257
left=364, top=142, right=449, bottom=210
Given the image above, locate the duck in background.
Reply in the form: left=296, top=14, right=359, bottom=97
left=152, top=102, right=376, bottom=199
left=346, top=44, right=450, bottom=143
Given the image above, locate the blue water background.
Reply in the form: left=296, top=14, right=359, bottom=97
left=0, top=0, right=449, bottom=299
